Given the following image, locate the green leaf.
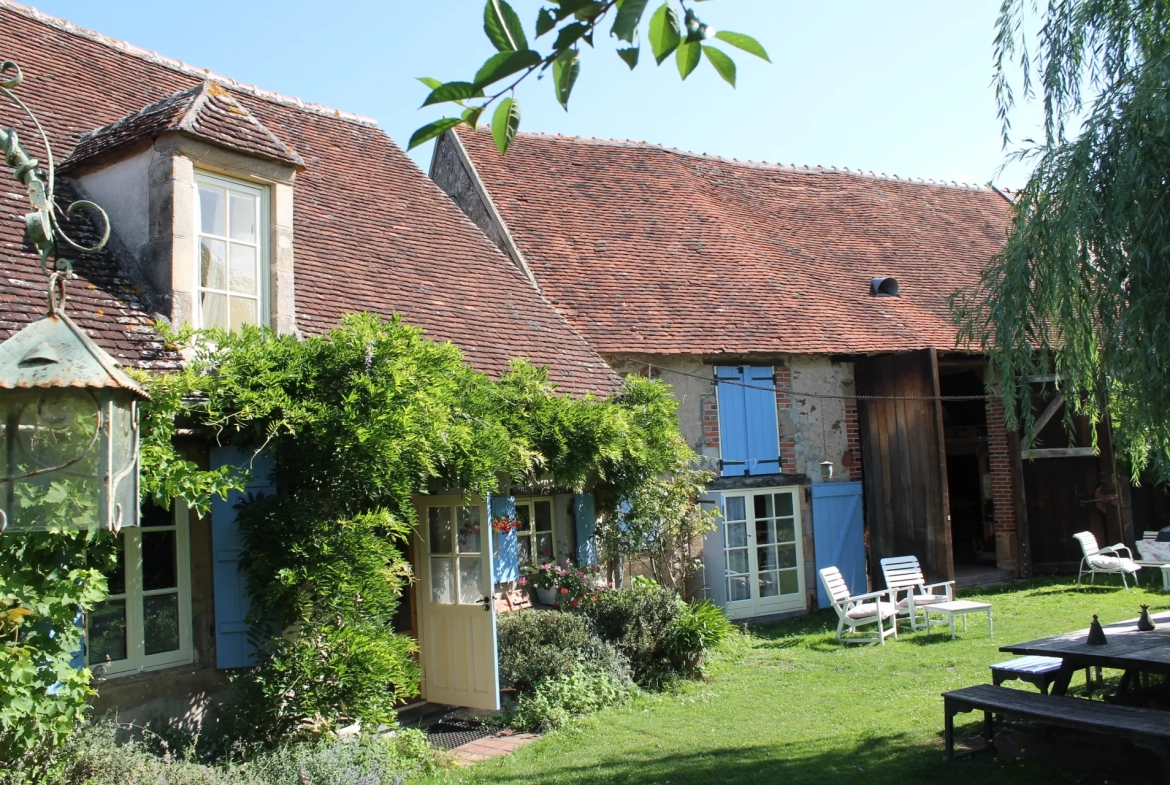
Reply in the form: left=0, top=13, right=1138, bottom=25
left=553, top=21, right=590, bottom=51
left=462, top=105, right=485, bottom=130
left=474, top=50, right=542, bottom=89
left=416, top=77, right=444, bottom=90
left=617, top=45, right=640, bottom=69
left=536, top=8, right=557, bottom=36
left=491, top=96, right=521, bottom=154
left=676, top=40, right=701, bottom=79
left=611, top=0, right=651, bottom=43
left=484, top=0, right=528, bottom=52
left=553, top=48, right=581, bottom=110
left=407, top=117, right=462, bottom=150
left=648, top=3, right=681, bottom=64
left=714, top=30, right=771, bottom=62
left=702, top=44, right=736, bottom=86
left=421, top=81, right=485, bottom=108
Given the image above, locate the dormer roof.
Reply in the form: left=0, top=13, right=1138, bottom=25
left=60, top=81, right=305, bottom=172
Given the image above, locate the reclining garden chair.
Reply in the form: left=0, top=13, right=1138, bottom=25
left=1074, top=531, right=1140, bottom=591
left=819, top=566, right=897, bottom=645
left=880, top=555, right=955, bottom=631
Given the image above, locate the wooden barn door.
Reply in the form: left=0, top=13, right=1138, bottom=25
left=856, top=350, right=954, bottom=584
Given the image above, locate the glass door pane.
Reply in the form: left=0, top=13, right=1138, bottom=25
left=774, top=492, right=800, bottom=596
left=456, top=506, right=483, bottom=605
left=724, top=496, right=751, bottom=602
left=428, top=506, right=454, bottom=604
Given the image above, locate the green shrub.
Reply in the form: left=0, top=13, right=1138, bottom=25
left=577, top=584, right=686, bottom=688
left=665, top=599, right=737, bottom=676
left=496, top=610, right=628, bottom=694
left=43, top=720, right=438, bottom=785
left=511, top=664, right=631, bottom=732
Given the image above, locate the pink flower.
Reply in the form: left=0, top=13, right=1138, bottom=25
left=518, top=577, right=527, bottom=586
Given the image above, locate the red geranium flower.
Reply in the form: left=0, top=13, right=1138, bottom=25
left=570, top=598, right=580, bottom=608
left=560, top=587, right=569, bottom=595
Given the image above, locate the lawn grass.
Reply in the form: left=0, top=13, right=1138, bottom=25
left=420, top=577, right=1170, bottom=785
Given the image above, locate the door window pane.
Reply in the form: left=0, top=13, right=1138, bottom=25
left=430, top=557, right=454, bottom=604
left=729, top=575, right=751, bottom=602
left=199, top=185, right=225, bottom=235
left=759, top=572, right=779, bottom=597
left=758, top=546, right=777, bottom=571
left=779, top=569, right=799, bottom=595
left=778, top=543, right=798, bottom=569
left=458, top=557, right=482, bottom=605
left=535, top=533, right=554, bottom=561
left=143, top=593, right=180, bottom=654
left=727, top=548, right=748, bottom=575
left=776, top=518, right=796, bottom=543
left=725, top=496, right=746, bottom=521
left=142, top=530, right=177, bottom=591
left=754, top=494, right=773, bottom=520
left=756, top=519, right=775, bottom=545
left=229, top=298, right=257, bottom=332
left=229, top=192, right=256, bottom=242
left=89, top=599, right=127, bottom=663
left=774, top=493, right=794, bottom=517
left=201, top=292, right=227, bottom=330
left=428, top=507, right=452, bottom=554
left=517, top=536, right=532, bottom=567
left=727, top=521, right=747, bottom=548
left=515, top=505, right=531, bottom=532
left=457, top=507, right=481, bottom=553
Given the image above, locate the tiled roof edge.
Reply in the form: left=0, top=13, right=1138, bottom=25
left=2, top=1, right=380, bottom=129
left=498, top=129, right=1013, bottom=195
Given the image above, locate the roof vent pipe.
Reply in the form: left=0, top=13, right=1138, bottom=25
left=871, top=277, right=900, bottom=297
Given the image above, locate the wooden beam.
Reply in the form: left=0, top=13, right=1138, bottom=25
left=1028, top=393, right=1065, bottom=440
left=1021, top=447, right=1097, bottom=459
left=1028, top=374, right=1059, bottom=384
left=930, top=349, right=955, bottom=583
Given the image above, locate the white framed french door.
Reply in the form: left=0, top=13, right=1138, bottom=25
left=414, top=495, right=500, bottom=710
left=721, top=487, right=805, bottom=618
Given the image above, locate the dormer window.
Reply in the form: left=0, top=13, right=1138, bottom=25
left=195, top=172, right=268, bottom=331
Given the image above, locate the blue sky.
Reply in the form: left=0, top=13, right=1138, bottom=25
left=31, top=1, right=1042, bottom=188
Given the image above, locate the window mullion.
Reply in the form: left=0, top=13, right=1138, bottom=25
left=127, top=529, right=145, bottom=668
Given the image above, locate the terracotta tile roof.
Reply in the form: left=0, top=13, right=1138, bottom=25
left=455, top=128, right=1015, bottom=357
left=0, top=3, right=617, bottom=394
left=61, top=81, right=305, bottom=171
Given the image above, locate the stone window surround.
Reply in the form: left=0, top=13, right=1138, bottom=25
left=144, top=134, right=297, bottom=335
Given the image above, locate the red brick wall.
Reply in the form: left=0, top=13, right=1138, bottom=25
left=844, top=401, right=862, bottom=481
left=701, top=394, right=720, bottom=450
left=986, top=396, right=1015, bottom=536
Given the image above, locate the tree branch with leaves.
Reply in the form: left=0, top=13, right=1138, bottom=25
left=410, top=0, right=769, bottom=154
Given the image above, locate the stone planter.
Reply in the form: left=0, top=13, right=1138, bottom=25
left=536, top=586, right=557, bottom=606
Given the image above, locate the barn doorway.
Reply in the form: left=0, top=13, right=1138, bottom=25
left=938, top=367, right=996, bottom=573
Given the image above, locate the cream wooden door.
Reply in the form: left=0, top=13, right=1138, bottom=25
left=721, top=487, right=806, bottom=619
left=415, top=495, right=500, bottom=710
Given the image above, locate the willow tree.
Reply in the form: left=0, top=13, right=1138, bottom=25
left=951, top=0, right=1170, bottom=480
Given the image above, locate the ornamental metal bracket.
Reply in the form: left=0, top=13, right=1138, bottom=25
left=0, top=59, right=110, bottom=275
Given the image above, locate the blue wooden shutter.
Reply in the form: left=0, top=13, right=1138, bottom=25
left=574, top=494, right=597, bottom=566
left=812, top=481, right=866, bottom=608
left=716, top=366, right=780, bottom=476
left=211, top=446, right=275, bottom=669
left=490, top=496, right=518, bottom=582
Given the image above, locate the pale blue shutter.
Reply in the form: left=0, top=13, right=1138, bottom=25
left=491, top=496, right=518, bottom=583
left=812, top=481, right=866, bottom=608
left=716, top=366, right=780, bottom=476
left=574, top=494, right=597, bottom=566
left=211, top=446, right=275, bottom=669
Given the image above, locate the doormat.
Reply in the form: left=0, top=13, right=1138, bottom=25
left=426, top=719, right=494, bottom=750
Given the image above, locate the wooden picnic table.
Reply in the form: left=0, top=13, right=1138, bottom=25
left=1001, top=612, right=1170, bottom=697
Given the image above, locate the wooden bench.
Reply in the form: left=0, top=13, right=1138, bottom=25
left=943, top=684, right=1170, bottom=783
left=990, top=655, right=1098, bottom=696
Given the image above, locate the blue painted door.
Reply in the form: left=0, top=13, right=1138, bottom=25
left=210, top=446, right=275, bottom=668
left=715, top=366, right=780, bottom=476
left=812, top=482, right=866, bottom=608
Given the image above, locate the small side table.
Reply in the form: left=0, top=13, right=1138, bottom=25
left=925, top=600, right=993, bottom=639
left=1135, top=560, right=1170, bottom=592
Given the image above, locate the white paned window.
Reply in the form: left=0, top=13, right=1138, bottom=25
left=86, top=502, right=193, bottom=677
left=515, top=498, right=555, bottom=567
left=195, top=173, right=268, bottom=331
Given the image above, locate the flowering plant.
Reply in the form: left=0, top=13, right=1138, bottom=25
left=522, top=559, right=605, bottom=607
left=491, top=516, right=519, bottom=534
left=520, top=561, right=561, bottom=590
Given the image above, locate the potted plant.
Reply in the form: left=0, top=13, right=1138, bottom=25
left=521, top=563, right=561, bottom=606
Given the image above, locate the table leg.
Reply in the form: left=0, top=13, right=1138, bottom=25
left=963, top=614, right=968, bottom=632
left=951, top=614, right=956, bottom=640
left=944, top=699, right=955, bottom=760
left=1120, top=670, right=1135, bottom=694
left=988, top=608, right=994, bottom=637
left=1051, top=661, right=1076, bottom=696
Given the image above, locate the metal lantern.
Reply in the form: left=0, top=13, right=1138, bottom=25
left=819, top=460, right=834, bottom=482
left=0, top=60, right=145, bottom=534
left=0, top=278, right=146, bottom=533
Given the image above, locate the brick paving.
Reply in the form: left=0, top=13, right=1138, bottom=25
left=450, top=730, right=539, bottom=764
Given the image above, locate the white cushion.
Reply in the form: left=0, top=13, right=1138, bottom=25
left=1137, top=539, right=1170, bottom=563
left=896, top=594, right=948, bottom=610
left=1087, top=555, right=1140, bottom=573
left=847, top=601, right=896, bottom=620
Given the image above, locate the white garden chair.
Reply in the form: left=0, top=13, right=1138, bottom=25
left=819, top=566, right=897, bottom=645
left=880, top=555, right=955, bottom=631
left=1074, top=531, right=1141, bottom=591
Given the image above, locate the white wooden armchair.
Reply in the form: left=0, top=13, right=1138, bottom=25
left=819, top=566, right=897, bottom=645
left=880, top=555, right=955, bottom=631
left=1074, top=531, right=1141, bottom=591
